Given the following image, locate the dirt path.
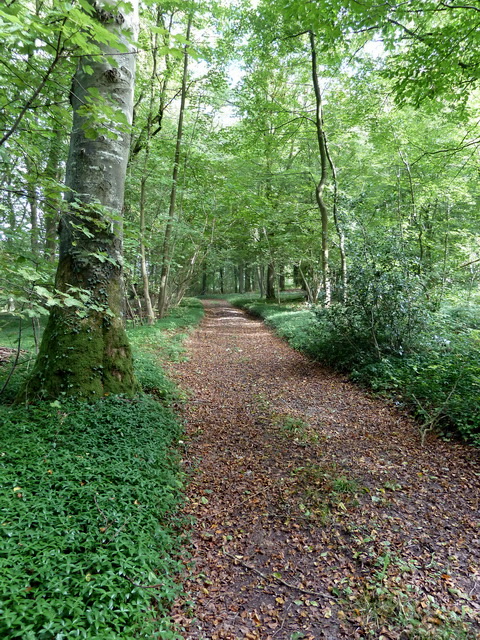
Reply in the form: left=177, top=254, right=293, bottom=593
left=170, top=300, right=479, bottom=640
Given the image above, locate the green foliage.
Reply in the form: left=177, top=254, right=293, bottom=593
left=314, top=262, right=431, bottom=369
left=355, top=320, right=480, bottom=444
left=230, top=296, right=322, bottom=358
left=129, top=298, right=204, bottom=364
left=230, top=293, right=480, bottom=444
left=0, top=396, right=184, bottom=639
left=128, top=298, right=203, bottom=402
left=132, top=350, right=179, bottom=403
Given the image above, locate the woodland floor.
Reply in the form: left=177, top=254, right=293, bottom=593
left=169, top=300, right=479, bottom=640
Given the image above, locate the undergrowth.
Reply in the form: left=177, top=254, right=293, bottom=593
left=0, top=298, right=203, bottom=638
left=229, top=294, right=480, bottom=445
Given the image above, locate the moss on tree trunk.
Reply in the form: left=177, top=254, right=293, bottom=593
left=23, top=308, right=138, bottom=400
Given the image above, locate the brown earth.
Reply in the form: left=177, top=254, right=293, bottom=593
left=170, top=299, right=479, bottom=640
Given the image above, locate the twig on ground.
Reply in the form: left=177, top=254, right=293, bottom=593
left=222, top=547, right=328, bottom=598
left=273, top=601, right=293, bottom=637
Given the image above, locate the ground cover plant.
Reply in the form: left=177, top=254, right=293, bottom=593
left=0, top=299, right=203, bottom=639
left=229, top=292, right=480, bottom=445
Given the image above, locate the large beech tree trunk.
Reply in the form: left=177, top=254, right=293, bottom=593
left=22, top=0, right=139, bottom=400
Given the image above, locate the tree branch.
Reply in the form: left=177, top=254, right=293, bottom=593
left=0, top=23, right=66, bottom=147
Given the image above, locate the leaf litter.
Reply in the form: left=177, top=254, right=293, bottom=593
left=169, top=300, right=479, bottom=639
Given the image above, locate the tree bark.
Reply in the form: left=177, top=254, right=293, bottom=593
left=25, top=156, right=40, bottom=256
left=22, top=0, right=139, bottom=401
left=220, top=267, right=224, bottom=294
left=43, top=128, right=64, bottom=262
left=279, top=266, right=286, bottom=291
left=139, top=174, right=155, bottom=324
left=266, top=262, right=276, bottom=301
left=245, top=266, right=252, bottom=292
left=309, top=30, right=331, bottom=306
left=257, top=265, right=265, bottom=298
left=324, top=129, right=347, bottom=302
left=201, top=261, right=208, bottom=295
left=157, top=14, right=192, bottom=318
left=238, top=261, right=245, bottom=294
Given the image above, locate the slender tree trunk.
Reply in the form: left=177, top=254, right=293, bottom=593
left=399, top=149, right=423, bottom=274
left=201, top=261, right=208, bottom=295
left=135, top=10, right=166, bottom=326
left=266, top=262, right=275, bottom=301
left=130, top=281, right=143, bottom=323
left=309, top=30, right=331, bottom=306
left=219, top=267, right=224, bottom=294
left=22, top=0, right=139, bottom=401
left=324, top=130, right=347, bottom=302
left=44, top=128, right=63, bottom=262
left=134, top=7, right=172, bottom=325
left=234, top=266, right=239, bottom=293
left=293, top=264, right=302, bottom=288
left=238, top=261, right=245, bottom=294
left=157, top=14, right=192, bottom=318
left=298, top=263, right=314, bottom=305
left=279, top=266, right=286, bottom=291
left=245, top=266, right=252, bottom=292
left=25, top=157, right=40, bottom=256
left=257, top=265, right=265, bottom=298
left=139, top=175, right=155, bottom=323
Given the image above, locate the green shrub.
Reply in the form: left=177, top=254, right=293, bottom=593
left=355, top=328, right=480, bottom=443
left=128, top=298, right=203, bottom=364
left=313, top=265, right=431, bottom=369
left=0, top=355, right=32, bottom=404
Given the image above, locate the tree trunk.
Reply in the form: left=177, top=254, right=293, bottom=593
left=157, top=14, right=192, bottom=318
left=25, top=157, right=40, bottom=256
left=234, top=266, right=239, bottom=293
left=201, top=261, right=208, bottom=295
left=324, top=130, right=347, bottom=302
left=220, top=267, right=224, bottom=294
left=279, top=266, right=286, bottom=291
left=266, top=262, right=275, bottom=301
left=309, top=30, right=331, bottom=306
left=134, top=6, right=170, bottom=325
left=43, top=128, right=64, bottom=262
left=293, top=264, right=302, bottom=288
left=238, top=262, right=245, bottom=293
left=139, top=175, right=155, bottom=324
left=245, top=266, right=252, bottom=292
left=257, top=265, right=265, bottom=298
left=22, top=0, right=139, bottom=401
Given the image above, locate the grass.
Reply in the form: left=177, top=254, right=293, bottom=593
left=290, top=463, right=362, bottom=522
left=0, top=298, right=203, bottom=639
left=0, top=314, right=46, bottom=352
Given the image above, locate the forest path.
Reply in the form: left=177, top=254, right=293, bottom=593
left=170, top=300, right=479, bottom=640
